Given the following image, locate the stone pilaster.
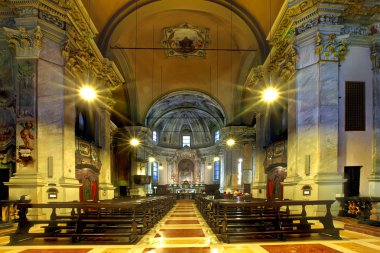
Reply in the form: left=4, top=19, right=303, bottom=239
left=4, top=26, right=45, bottom=201
left=98, top=107, right=115, bottom=200
left=289, top=1, right=347, bottom=208
left=251, top=114, right=267, bottom=198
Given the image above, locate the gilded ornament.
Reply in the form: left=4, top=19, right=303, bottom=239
left=315, top=33, right=347, bottom=61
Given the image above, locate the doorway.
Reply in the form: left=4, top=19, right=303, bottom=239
left=0, top=169, right=9, bottom=200
left=344, top=166, right=361, bottom=197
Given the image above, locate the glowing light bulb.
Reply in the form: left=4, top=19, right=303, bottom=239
left=79, top=86, right=96, bottom=101
left=130, top=138, right=140, bottom=146
left=226, top=138, right=235, bottom=147
left=263, top=87, right=279, bottom=102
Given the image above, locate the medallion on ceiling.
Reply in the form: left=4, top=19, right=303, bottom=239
left=161, top=23, right=210, bottom=58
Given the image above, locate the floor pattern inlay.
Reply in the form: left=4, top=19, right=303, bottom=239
left=334, top=242, right=380, bottom=253
left=155, top=228, right=205, bottom=238
left=165, top=220, right=200, bottom=224
left=142, top=247, right=210, bottom=253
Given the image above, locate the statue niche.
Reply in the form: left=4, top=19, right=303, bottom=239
left=178, top=159, right=194, bottom=183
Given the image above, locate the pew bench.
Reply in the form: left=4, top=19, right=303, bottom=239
left=10, top=196, right=175, bottom=244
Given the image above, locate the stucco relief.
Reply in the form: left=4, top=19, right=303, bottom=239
left=161, top=23, right=210, bottom=57
left=315, top=32, right=347, bottom=62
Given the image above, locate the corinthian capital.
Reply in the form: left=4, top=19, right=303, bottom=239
left=4, top=26, right=43, bottom=59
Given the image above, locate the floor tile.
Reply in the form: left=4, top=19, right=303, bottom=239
left=334, top=242, right=380, bottom=253
left=155, top=229, right=205, bottom=238
left=165, top=220, right=200, bottom=224
left=368, top=241, right=380, bottom=246
left=170, top=214, right=197, bottom=217
left=142, top=247, right=210, bottom=253
left=223, top=245, right=255, bottom=253
left=261, top=244, right=342, bottom=253
left=20, top=249, right=92, bottom=253
left=101, top=248, right=132, bottom=253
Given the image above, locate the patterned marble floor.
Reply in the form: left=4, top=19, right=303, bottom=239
left=0, top=200, right=379, bottom=253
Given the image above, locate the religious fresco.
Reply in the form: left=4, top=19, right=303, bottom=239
left=0, top=48, right=16, bottom=180
left=161, top=23, right=210, bottom=57
left=178, top=159, right=194, bottom=183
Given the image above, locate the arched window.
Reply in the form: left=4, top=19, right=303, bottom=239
left=152, top=162, right=159, bottom=183
left=237, top=159, right=243, bottom=185
left=153, top=130, right=157, bottom=143
left=214, top=130, right=220, bottom=142
left=213, top=160, right=220, bottom=181
left=182, top=135, right=191, bottom=147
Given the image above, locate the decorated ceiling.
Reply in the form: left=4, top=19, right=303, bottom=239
left=81, top=0, right=283, bottom=140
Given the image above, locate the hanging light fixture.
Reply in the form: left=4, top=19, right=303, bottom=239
left=207, top=163, right=212, bottom=169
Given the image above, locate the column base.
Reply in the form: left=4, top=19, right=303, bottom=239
left=368, top=174, right=380, bottom=196
left=5, top=172, right=45, bottom=201
left=58, top=177, right=81, bottom=202
left=130, top=187, right=147, bottom=197
left=282, top=175, right=302, bottom=200
left=313, top=173, right=345, bottom=215
left=251, top=181, right=267, bottom=199
left=98, top=182, right=116, bottom=200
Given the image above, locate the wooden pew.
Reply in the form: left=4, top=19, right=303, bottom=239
left=218, top=200, right=342, bottom=243
left=10, top=196, right=175, bottom=244
left=195, top=196, right=341, bottom=243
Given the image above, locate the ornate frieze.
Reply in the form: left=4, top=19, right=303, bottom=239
left=2, top=0, right=68, bottom=32
left=4, top=26, right=42, bottom=58
left=315, top=32, right=348, bottom=61
left=342, top=24, right=370, bottom=36
left=247, top=66, right=264, bottom=88
left=38, top=9, right=66, bottom=30
left=60, top=1, right=124, bottom=92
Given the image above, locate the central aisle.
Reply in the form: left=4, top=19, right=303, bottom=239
left=137, top=199, right=219, bottom=253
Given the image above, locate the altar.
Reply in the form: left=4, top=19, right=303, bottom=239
left=175, top=188, right=196, bottom=193
left=168, top=180, right=205, bottom=194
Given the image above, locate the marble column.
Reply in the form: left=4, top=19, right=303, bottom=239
left=251, top=114, right=267, bottom=198
left=242, top=143, right=253, bottom=188
left=369, top=40, right=380, bottom=194
left=283, top=77, right=302, bottom=200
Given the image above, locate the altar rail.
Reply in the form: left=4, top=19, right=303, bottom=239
left=10, top=196, right=175, bottom=244
left=196, top=196, right=341, bottom=243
